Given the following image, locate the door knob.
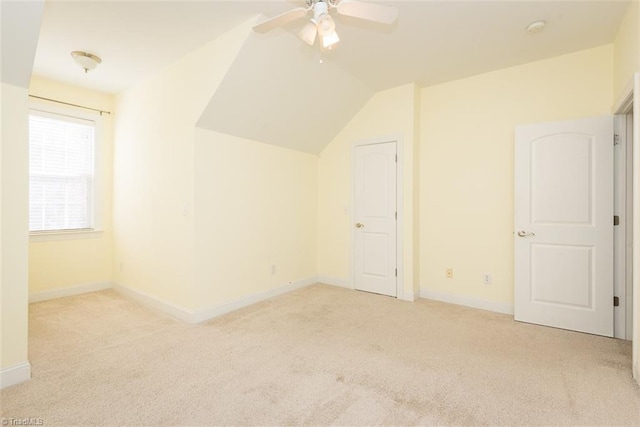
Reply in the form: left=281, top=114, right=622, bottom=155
left=517, top=230, right=535, bottom=237
left=355, top=223, right=365, bottom=228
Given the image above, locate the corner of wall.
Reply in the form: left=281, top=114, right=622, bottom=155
left=1, top=0, right=44, bottom=386
left=1, top=83, right=30, bottom=377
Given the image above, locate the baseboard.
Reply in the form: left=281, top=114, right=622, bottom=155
left=191, top=277, right=316, bottom=323
left=420, top=288, right=514, bottom=315
left=29, top=281, right=112, bottom=303
left=112, top=283, right=196, bottom=323
left=400, top=291, right=416, bottom=302
left=1, top=362, right=31, bottom=389
left=113, top=278, right=316, bottom=324
left=316, top=276, right=353, bottom=290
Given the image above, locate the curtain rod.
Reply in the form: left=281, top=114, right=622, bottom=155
left=29, top=95, right=112, bottom=116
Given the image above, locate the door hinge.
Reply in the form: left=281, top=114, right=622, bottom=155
left=614, top=134, right=621, bottom=146
left=395, top=211, right=397, bottom=220
left=614, top=296, right=620, bottom=307
left=614, top=215, right=620, bottom=226
left=395, top=268, right=397, bottom=277
left=395, top=154, right=398, bottom=162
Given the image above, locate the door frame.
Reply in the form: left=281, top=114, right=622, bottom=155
left=614, top=112, right=632, bottom=340
left=613, top=72, right=639, bottom=382
left=350, top=135, right=403, bottom=299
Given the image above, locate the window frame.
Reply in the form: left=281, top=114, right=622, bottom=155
left=28, top=100, right=104, bottom=241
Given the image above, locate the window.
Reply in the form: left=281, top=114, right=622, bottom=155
left=29, top=110, right=97, bottom=233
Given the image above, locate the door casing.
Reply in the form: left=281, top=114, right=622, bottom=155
left=613, top=112, right=633, bottom=340
left=613, top=73, right=639, bottom=383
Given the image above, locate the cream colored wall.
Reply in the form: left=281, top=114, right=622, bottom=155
left=1, top=83, right=30, bottom=371
left=113, top=81, right=195, bottom=308
left=317, top=83, right=420, bottom=299
left=193, top=130, right=317, bottom=308
left=613, top=1, right=639, bottom=101
left=420, top=45, right=614, bottom=306
left=27, top=77, right=114, bottom=295
left=113, top=19, right=279, bottom=309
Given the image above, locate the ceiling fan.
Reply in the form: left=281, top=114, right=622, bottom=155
left=253, top=0, right=398, bottom=50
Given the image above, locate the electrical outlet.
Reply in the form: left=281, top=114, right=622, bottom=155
left=482, top=273, right=492, bottom=285
left=446, top=268, right=453, bottom=279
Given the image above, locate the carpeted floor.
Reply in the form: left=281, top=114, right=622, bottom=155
left=1, top=284, right=639, bottom=426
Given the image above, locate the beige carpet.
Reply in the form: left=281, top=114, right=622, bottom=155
left=1, top=284, right=639, bottom=426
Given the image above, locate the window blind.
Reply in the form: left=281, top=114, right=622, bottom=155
left=29, top=111, right=95, bottom=232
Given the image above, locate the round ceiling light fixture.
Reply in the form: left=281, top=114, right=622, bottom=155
left=526, top=20, right=546, bottom=34
left=71, top=51, right=102, bottom=73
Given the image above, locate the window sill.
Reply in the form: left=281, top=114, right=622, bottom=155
left=29, top=229, right=104, bottom=242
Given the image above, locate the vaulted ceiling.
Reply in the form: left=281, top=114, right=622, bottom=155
left=30, top=1, right=630, bottom=153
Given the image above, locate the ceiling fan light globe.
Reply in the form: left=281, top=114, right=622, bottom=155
left=299, top=21, right=318, bottom=45
left=316, top=14, right=335, bottom=36
left=321, top=30, right=340, bottom=49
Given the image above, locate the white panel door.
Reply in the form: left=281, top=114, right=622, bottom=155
left=515, top=116, right=614, bottom=337
left=354, top=142, right=397, bottom=297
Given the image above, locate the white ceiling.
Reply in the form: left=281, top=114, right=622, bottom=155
left=32, top=1, right=295, bottom=93
left=31, top=0, right=630, bottom=153
left=330, top=1, right=628, bottom=89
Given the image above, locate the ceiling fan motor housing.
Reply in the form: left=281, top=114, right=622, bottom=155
left=314, top=1, right=336, bottom=36
left=306, top=0, right=338, bottom=7
left=314, top=1, right=329, bottom=19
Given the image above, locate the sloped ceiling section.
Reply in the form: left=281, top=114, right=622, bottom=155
left=197, top=28, right=372, bottom=154
left=1, top=0, right=45, bottom=87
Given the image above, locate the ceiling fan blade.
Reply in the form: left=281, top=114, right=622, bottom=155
left=336, top=1, right=398, bottom=25
left=253, top=7, right=310, bottom=33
